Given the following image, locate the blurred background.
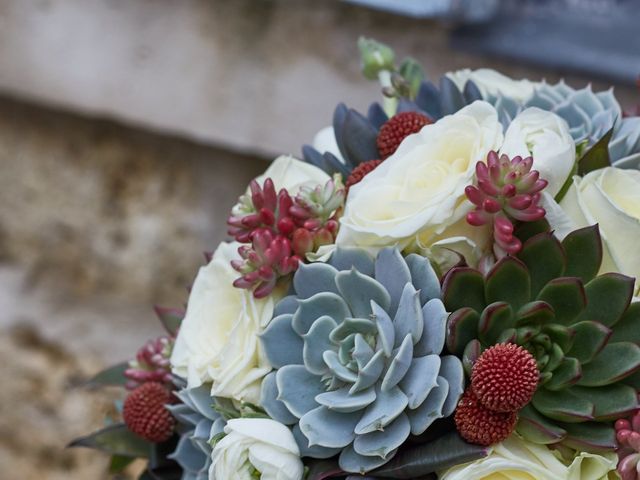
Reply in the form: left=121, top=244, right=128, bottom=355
left=0, top=1, right=638, bottom=478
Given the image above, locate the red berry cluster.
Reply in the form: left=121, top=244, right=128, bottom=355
left=345, top=159, right=383, bottom=192
left=465, top=151, right=547, bottom=257
left=123, top=382, right=175, bottom=443
left=376, top=111, right=431, bottom=159
left=455, top=343, right=539, bottom=446
left=227, top=177, right=343, bottom=298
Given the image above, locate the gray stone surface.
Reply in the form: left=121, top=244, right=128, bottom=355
left=1, top=0, right=636, bottom=158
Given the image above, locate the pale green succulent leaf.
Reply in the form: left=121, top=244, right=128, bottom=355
left=372, top=301, right=395, bottom=357
left=353, top=413, right=410, bottom=459
left=276, top=365, right=324, bottom=418
left=300, top=406, right=360, bottom=449
left=329, top=247, right=375, bottom=276
left=330, top=317, right=377, bottom=344
left=375, top=247, right=412, bottom=316
left=260, top=372, right=298, bottom=425
left=293, top=262, right=340, bottom=299
left=315, top=386, right=376, bottom=413
left=340, top=444, right=398, bottom=475
left=355, top=386, right=408, bottom=435
left=405, top=254, right=441, bottom=304
left=406, top=376, right=448, bottom=436
left=260, top=314, right=303, bottom=368
left=353, top=334, right=375, bottom=371
left=323, top=350, right=359, bottom=383
left=414, top=298, right=447, bottom=356
left=293, top=293, right=350, bottom=336
left=303, top=316, right=338, bottom=375
left=336, top=269, right=391, bottom=318
left=350, top=349, right=385, bottom=394
left=438, top=356, right=464, bottom=417
left=392, top=284, right=423, bottom=346
left=381, top=334, right=413, bottom=392
left=292, top=424, right=341, bottom=459
left=400, top=354, right=440, bottom=409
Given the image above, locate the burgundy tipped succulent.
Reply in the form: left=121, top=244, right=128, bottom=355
left=616, top=403, right=640, bottom=479
left=124, top=335, right=175, bottom=390
left=443, top=224, right=640, bottom=452
left=465, top=151, right=547, bottom=257
left=227, top=177, right=344, bottom=297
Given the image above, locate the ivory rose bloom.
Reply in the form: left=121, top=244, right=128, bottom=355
left=447, top=68, right=537, bottom=103
left=440, top=435, right=617, bottom=480
left=210, top=418, right=303, bottom=480
left=337, top=101, right=503, bottom=250
left=501, top=107, right=576, bottom=197
left=170, top=241, right=277, bottom=404
left=559, top=167, right=640, bottom=294
left=250, top=155, right=330, bottom=196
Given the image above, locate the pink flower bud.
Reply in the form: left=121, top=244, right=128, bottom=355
left=482, top=198, right=502, bottom=214
left=262, top=179, right=277, bottom=211
left=277, top=217, right=296, bottom=236
left=466, top=211, right=488, bottom=226
left=292, top=228, right=314, bottom=257
left=465, top=185, right=485, bottom=206
left=314, top=228, right=334, bottom=248
left=508, top=194, right=533, bottom=210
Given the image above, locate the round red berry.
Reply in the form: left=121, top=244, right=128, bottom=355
left=345, top=159, right=383, bottom=192
left=455, top=389, right=517, bottom=446
left=123, top=382, right=175, bottom=443
left=376, top=111, right=431, bottom=159
left=471, top=343, right=539, bottom=413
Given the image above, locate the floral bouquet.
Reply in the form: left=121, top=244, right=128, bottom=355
left=71, top=39, right=640, bottom=480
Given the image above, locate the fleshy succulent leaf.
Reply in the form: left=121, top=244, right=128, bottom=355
left=478, top=302, right=515, bottom=345
left=576, top=273, right=635, bottom=327
left=531, top=388, right=595, bottom=423
left=536, top=277, right=586, bottom=325
left=446, top=307, right=480, bottom=356
left=561, top=225, right=603, bottom=283
left=513, top=219, right=551, bottom=244
left=276, top=365, right=324, bottom=417
left=516, top=301, right=555, bottom=326
left=570, top=384, right=639, bottom=421
left=261, top=314, right=304, bottom=368
left=442, top=267, right=486, bottom=313
left=577, top=126, right=613, bottom=175
left=336, top=269, right=391, bottom=318
left=405, top=254, right=441, bottom=304
left=353, top=413, right=411, bottom=459
left=375, top=248, right=412, bottom=316
left=559, top=422, right=617, bottom=452
left=577, top=342, right=640, bottom=386
left=485, top=257, right=530, bottom=311
left=406, top=376, right=449, bottom=436
left=399, top=355, right=440, bottom=410
left=517, top=233, right=566, bottom=296
left=293, top=293, right=350, bottom=336
left=516, top=405, right=567, bottom=444
left=415, top=299, right=447, bottom=356
left=566, top=321, right=611, bottom=364
left=544, top=357, right=582, bottom=391
left=329, top=248, right=375, bottom=276
left=609, top=302, right=640, bottom=344
left=462, top=339, right=482, bottom=377
left=84, top=362, right=129, bottom=388
left=300, top=406, right=361, bottom=449
left=294, top=263, right=340, bottom=299
left=342, top=109, right=380, bottom=167
left=355, top=387, right=408, bottom=435
left=370, top=431, right=488, bottom=479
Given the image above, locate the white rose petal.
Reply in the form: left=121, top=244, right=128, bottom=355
left=312, top=126, right=345, bottom=164
left=559, top=167, right=640, bottom=294
left=210, top=419, right=303, bottom=480
left=502, top=107, right=576, bottom=197
left=338, top=100, right=503, bottom=252
left=446, top=68, right=537, bottom=103
left=170, top=241, right=277, bottom=404
left=252, top=155, right=330, bottom=196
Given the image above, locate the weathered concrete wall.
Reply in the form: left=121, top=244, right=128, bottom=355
left=1, top=0, right=636, bottom=158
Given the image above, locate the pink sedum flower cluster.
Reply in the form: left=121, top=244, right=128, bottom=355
left=124, top=336, right=174, bottom=390
left=616, top=403, right=640, bottom=480
left=466, top=151, right=547, bottom=257
left=227, top=177, right=344, bottom=298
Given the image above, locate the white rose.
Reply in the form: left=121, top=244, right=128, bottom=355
left=337, top=101, right=503, bottom=250
left=446, top=68, right=537, bottom=103
left=559, top=167, right=640, bottom=294
left=312, top=126, right=345, bottom=163
left=170, top=241, right=277, bottom=404
left=251, top=155, right=330, bottom=196
left=440, top=435, right=616, bottom=480
left=210, top=418, right=303, bottom=480
left=501, top=108, right=576, bottom=197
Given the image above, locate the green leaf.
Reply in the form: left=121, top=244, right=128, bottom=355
left=84, top=362, right=129, bottom=388
left=545, top=357, right=581, bottom=391
left=154, top=306, right=184, bottom=335
left=516, top=301, right=555, bottom=326
left=577, top=342, right=640, bottom=386
left=443, top=267, right=486, bottom=313
left=516, top=405, right=567, bottom=444
left=109, top=455, right=135, bottom=474
left=577, top=127, right=613, bottom=175
left=623, top=370, right=640, bottom=389
left=536, top=277, right=586, bottom=325
left=561, top=225, right=603, bottom=283
left=570, top=384, right=639, bottom=421
left=478, top=302, right=515, bottom=346
left=610, top=302, right=640, bottom=344
left=543, top=324, right=574, bottom=352
left=554, top=160, right=579, bottom=204
left=371, top=431, right=488, bottom=478
left=68, top=424, right=152, bottom=458
left=518, top=233, right=566, bottom=297
left=462, top=339, right=482, bottom=378
left=399, top=58, right=425, bottom=100
left=485, top=257, right=531, bottom=311
left=513, top=219, right=551, bottom=244
left=567, top=321, right=611, bottom=364
left=531, top=388, right=594, bottom=423
left=446, top=308, right=480, bottom=356
left=560, top=422, right=617, bottom=452
left=576, top=273, right=635, bottom=327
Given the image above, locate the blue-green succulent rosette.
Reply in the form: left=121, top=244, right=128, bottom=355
left=259, top=247, right=465, bottom=474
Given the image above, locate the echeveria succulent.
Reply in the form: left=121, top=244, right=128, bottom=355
left=259, top=247, right=464, bottom=474
left=167, top=385, right=227, bottom=480
left=443, top=225, right=640, bottom=452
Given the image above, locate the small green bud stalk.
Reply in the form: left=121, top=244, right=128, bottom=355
left=358, top=37, right=395, bottom=80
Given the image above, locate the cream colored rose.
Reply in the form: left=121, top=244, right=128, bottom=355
left=501, top=108, right=576, bottom=197
left=251, top=155, right=330, bottom=196
left=209, top=419, right=303, bottom=480
left=439, top=435, right=617, bottom=480
left=337, top=101, right=503, bottom=250
left=446, top=68, right=537, bottom=103
left=170, top=241, right=277, bottom=404
left=559, top=167, right=640, bottom=295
